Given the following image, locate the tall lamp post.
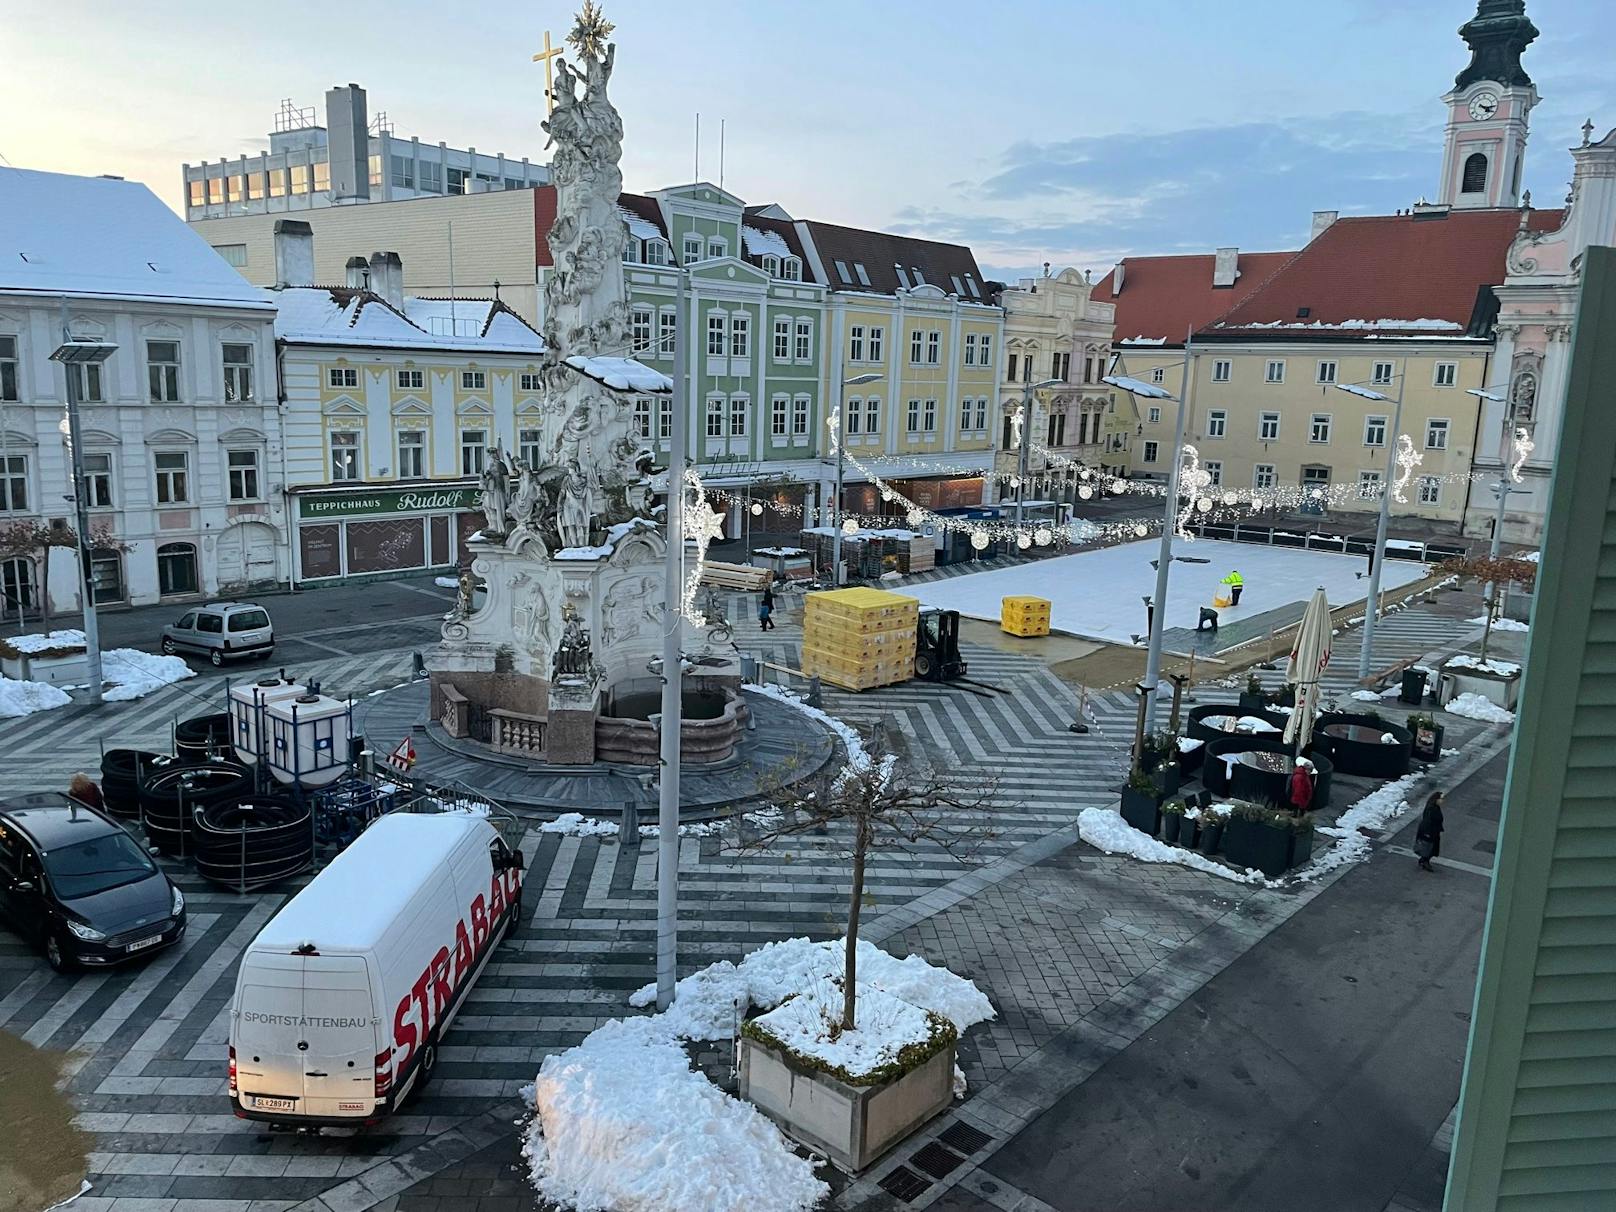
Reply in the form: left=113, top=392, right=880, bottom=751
left=657, top=271, right=689, bottom=1009
left=830, top=371, right=884, bottom=585
left=50, top=334, right=118, bottom=706
left=1014, top=378, right=1064, bottom=528
left=1334, top=362, right=1406, bottom=679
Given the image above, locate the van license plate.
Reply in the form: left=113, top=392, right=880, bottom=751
left=252, top=1096, right=296, bottom=1111
left=126, top=935, right=163, bottom=953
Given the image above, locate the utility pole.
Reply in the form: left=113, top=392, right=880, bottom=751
left=1140, top=336, right=1194, bottom=733
left=1355, top=361, right=1407, bottom=680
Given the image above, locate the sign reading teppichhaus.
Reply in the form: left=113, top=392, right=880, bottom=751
left=294, top=487, right=482, bottom=581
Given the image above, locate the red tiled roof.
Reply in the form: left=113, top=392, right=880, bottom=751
left=1207, top=208, right=1564, bottom=339
left=1091, top=251, right=1295, bottom=347
left=799, top=220, right=989, bottom=300
left=532, top=187, right=666, bottom=268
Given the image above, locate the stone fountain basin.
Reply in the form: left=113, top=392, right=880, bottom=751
left=596, top=679, right=747, bottom=765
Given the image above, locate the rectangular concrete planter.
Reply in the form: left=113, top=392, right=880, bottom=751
left=1, top=651, right=90, bottom=687
left=1438, top=669, right=1520, bottom=710
left=738, top=1032, right=955, bottom=1173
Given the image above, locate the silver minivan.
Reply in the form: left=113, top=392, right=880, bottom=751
left=161, top=602, right=274, bottom=667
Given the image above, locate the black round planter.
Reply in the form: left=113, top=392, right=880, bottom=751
left=139, top=759, right=251, bottom=856
left=1185, top=702, right=1291, bottom=745
left=100, top=749, right=168, bottom=819
left=1309, top=713, right=1412, bottom=779
left=175, top=713, right=233, bottom=763
left=1201, top=736, right=1333, bottom=811
left=192, top=795, right=314, bottom=891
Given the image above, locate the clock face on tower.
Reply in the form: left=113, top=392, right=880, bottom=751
left=1468, top=92, right=1500, bottom=121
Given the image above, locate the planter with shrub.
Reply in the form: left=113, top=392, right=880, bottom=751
left=1120, top=767, right=1167, bottom=836
left=1197, top=801, right=1231, bottom=855
left=1407, top=713, right=1445, bottom=761
left=1159, top=799, right=1185, bottom=845
left=1221, top=802, right=1296, bottom=877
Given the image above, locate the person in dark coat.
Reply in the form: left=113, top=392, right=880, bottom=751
left=1288, top=757, right=1315, bottom=814
left=758, top=586, right=776, bottom=631
left=69, top=772, right=103, bottom=810
left=1415, top=790, right=1445, bottom=871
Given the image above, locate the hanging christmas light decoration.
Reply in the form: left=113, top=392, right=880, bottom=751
left=1035, top=527, right=1053, bottom=546
left=1391, top=434, right=1423, bottom=503
left=971, top=531, right=990, bottom=550
left=1509, top=426, right=1534, bottom=483
left=749, top=501, right=764, bottom=515
left=681, top=468, right=725, bottom=624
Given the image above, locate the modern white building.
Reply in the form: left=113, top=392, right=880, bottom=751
left=0, top=168, right=284, bottom=616
left=183, top=84, right=547, bottom=224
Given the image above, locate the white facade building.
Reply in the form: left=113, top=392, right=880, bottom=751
left=0, top=168, right=283, bottom=616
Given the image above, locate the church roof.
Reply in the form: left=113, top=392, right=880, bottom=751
left=1205, top=207, right=1563, bottom=340
left=1091, top=250, right=1295, bottom=347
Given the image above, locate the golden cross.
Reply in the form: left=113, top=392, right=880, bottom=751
left=532, top=30, right=562, bottom=114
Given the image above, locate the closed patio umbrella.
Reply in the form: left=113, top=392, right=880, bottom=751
left=1283, top=587, right=1333, bottom=754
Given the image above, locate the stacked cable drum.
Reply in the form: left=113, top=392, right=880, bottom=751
left=801, top=588, right=918, bottom=691
left=1000, top=595, right=1052, bottom=637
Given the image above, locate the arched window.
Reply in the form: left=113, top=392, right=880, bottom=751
left=761, top=255, right=779, bottom=277
left=1461, top=152, right=1488, bottom=194
left=157, top=542, right=199, bottom=596
left=1, top=556, right=37, bottom=617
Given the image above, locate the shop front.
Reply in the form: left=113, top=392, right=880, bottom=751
left=844, top=475, right=985, bottom=521
left=294, top=485, right=482, bottom=584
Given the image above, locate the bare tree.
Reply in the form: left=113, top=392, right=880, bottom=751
left=739, top=719, right=999, bottom=1033
left=1441, top=555, right=1538, bottom=662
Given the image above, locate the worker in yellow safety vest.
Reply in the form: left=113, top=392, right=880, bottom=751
left=1220, top=569, right=1244, bottom=605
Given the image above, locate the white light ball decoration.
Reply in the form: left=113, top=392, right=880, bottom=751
left=880, top=487, right=894, bottom=502
left=1009, top=476, right=1021, bottom=489
left=841, top=519, right=859, bottom=535
left=970, top=530, right=990, bottom=551
left=750, top=502, right=764, bottom=516
left=1196, top=497, right=1213, bottom=513
left=1034, top=527, right=1053, bottom=547
left=1016, top=532, right=1032, bottom=550
left=1310, top=487, right=1325, bottom=501
left=1222, top=492, right=1238, bottom=507
left=1079, top=468, right=1092, bottom=481
left=1110, top=480, right=1127, bottom=494
left=1078, top=484, right=1093, bottom=500
left=1133, top=523, right=1149, bottom=537
left=906, top=508, right=924, bottom=527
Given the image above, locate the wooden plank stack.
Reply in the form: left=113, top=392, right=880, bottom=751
left=700, top=560, right=773, bottom=591
left=801, top=588, right=918, bottom=691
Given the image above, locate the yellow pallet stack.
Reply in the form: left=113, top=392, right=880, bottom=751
left=801, top=588, right=918, bottom=691
left=1001, top=595, right=1052, bottom=637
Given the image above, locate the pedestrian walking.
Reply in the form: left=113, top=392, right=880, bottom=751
left=758, top=585, right=776, bottom=631
left=68, top=772, right=103, bottom=810
left=1415, top=790, right=1445, bottom=871
left=1288, top=757, right=1315, bottom=814
left=1221, top=568, right=1245, bottom=605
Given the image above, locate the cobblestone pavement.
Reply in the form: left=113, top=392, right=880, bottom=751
left=0, top=576, right=1506, bottom=1212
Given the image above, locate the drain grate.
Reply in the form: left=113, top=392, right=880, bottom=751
left=938, top=1119, right=994, bottom=1156
left=911, top=1140, right=966, bottom=1179
left=877, top=1165, right=933, bottom=1202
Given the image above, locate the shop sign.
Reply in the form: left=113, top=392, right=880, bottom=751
left=300, top=487, right=479, bottom=518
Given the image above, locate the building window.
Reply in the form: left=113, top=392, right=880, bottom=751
left=849, top=325, right=865, bottom=362
left=1213, top=359, right=1231, bottom=382
left=1259, top=412, right=1280, bottom=441
left=1147, top=406, right=1162, bottom=424
left=460, top=429, right=487, bottom=475
left=974, top=397, right=988, bottom=431
left=419, top=161, right=441, bottom=193
left=445, top=167, right=467, bottom=195
left=1204, top=460, right=1222, bottom=487
left=1426, top=418, right=1450, bottom=449
left=1418, top=476, right=1442, bottom=505
left=1151, top=367, right=1165, bottom=384
left=0, top=335, right=17, bottom=401
left=633, top=400, right=652, bottom=441
left=964, top=334, right=977, bottom=366
left=865, top=398, right=880, bottom=435
left=1, top=556, right=35, bottom=612
left=1143, top=440, right=1160, bottom=463
left=213, top=243, right=248, bottom=267
left=328, top=366, right=358, bottom=389
left=631, top=307, right=653, bottom=353
left=1265, top=359, right=1285, bottom=383
left=147, top=340, right=181, bottom=402
left=659, top=406, right=672, bottom=441
left=1206, top=410, right=1226, bottom=438
left=68, top=361, right=105, bottom=403
left=907, top=399, right=921, bottom=433
left=461, top=370, right=486, bottom=391
left=1310, top=414, right=1332, bottom=443
left=83, top=452, right=113, bottom=508
left=1052, top=351, right=1071, bottom=381
left=1253, top=464, right=1276, bottom=490
left=923, top=399, right=937, bottom=433
left=1372, top=361, right=1394, bottom=385
left=783, top=257, right=802, bottom=281
left=89, top=552, right=124, bottom=604
left=760, top=255, right=779, bottom=277
left=869, top=327, right=884, bottom=362
left=1021, top=354, right=1033, bottom=383
left=390, top=154, right=415, bottom=189
left=1434, top=362, right=1457, bottom=388
left=794, top=320, right=811, bottom=362
left=926, top=331, right=941, bottom=365
left=646, top=240, right=668, bottom=266
left=1364, top=415, right=1387, bottom=446
left=155, top=450, right=190, bottom=502
left=157, top=543, right=199, bottom=596
left=519, top=372, right=542, bottom=392
left=730, top=315, right=749, bottom=358
left=226, top=449, right=260, bottom=501
left=329, top=432, right=359, bottom=482
left=707, top=314, right=727, bottom=356
left=683, top=236, right=702, bottom=263
left=707, top=237, right=726, bottom=259
left=729, top=396, right=748, bottom=437
left=1358, top=470, right=1383, bottom=499
left=519, top=427, right=543, bottom=468
left=1316, top=360, right=1338, bottom=384
left=397, top=369, right=424, bottom=390
left=772, top=396, right=790, bottom=436
left=706, top=397, right=724, bottom=439
left=910, top=330, right=924, bottom=365
left=222, top=343, right=254, bottom=402
left=397, top=430, right=425, bottom=478
left=1006, top=352, right=1018, bottom=383
left=774, top=318, right=792, bottom=361
left=1, top=453, right=28, bottom=512
left=980, top=335, right=992, bottom=368
left=793, top=396, right=810, bottom=436
left=658, top=309, right=676, bottom=356
left=1461, top=152, right=1488, bottom=194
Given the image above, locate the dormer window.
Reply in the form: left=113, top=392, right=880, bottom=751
left=622, top=239, right=640, bottom=264
left=895, top=265, right=911, bottom=289
left=783, top=257, right=801, bottom=281
left=853, top=263, right=871, bottom=287
left=762, top=255, right=780, bottom=277
left=646, top=240, right=669, bottom=266
left=835, top=260, right=853, bottom=284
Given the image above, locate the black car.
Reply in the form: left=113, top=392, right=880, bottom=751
left=0, top=793, right=186, bottom=972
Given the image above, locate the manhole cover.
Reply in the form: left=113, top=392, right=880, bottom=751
left=877, top=1166, right=933, bottom=1202
left=938, top=1120, right=994, bottom=1156
left=911, top=1141, right=966, bottom=1179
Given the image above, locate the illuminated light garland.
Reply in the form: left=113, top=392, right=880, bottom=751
left=1509, top=427, right=1534, bottom=483
left=1391, top=434, right=1423, bottom=504
left=681, top=466, right=725, bottom=624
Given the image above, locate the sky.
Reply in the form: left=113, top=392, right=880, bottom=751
left=1, top=0, right=1610, bottom=282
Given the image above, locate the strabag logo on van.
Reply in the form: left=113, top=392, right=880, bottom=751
left=390, top=864, right=521, bottom=1074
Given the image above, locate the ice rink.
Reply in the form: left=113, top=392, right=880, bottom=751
left=906, top=538, right=1427, bottom=645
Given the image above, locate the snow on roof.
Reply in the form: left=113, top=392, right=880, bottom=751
left=252, top=813, right=493, bottom=952
left=742, top=224, right=791, bottom=260
left=1225, top=317, right=1463, bottom=332
left=562, top=354, right=673, bottom=394
left=1103, top=374, right=1175, bottom=399
left=274, top=287, right=544, bottom=353
left=1121, top=335, right=1167, bottom=345
left=618, top=205, right=662, bottom=243
left=0, top=167, right=273, bottom=309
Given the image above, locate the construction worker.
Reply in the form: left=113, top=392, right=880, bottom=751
left=1221, top=568, right=1244, bottom=606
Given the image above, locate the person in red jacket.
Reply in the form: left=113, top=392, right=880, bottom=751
left=1288, top=757, right=1315, bottom=814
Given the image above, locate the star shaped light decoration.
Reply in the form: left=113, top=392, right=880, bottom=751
left=679, top=471, right=726, bottom=623
left=566, top=0, right=614, bottom=62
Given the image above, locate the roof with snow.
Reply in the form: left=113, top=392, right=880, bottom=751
left=618, top=192, right=667, bottom=244
left=274, top=286, right=544, bottom=353
left=1091, top=249, right=1295, bottom=347
left=740, top=211, right=810, bottom=270
left=800, top=220, right=990, bottom=301
left=0, top=167, right=274, bottom=309
left=1205, top=208, right=1564, bottom=340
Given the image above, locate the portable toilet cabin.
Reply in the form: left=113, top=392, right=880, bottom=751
left=265, top=688, right=353, bottom=788
left=229, top=675, right=306, bottom=766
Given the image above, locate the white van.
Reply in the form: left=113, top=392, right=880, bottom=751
left=228, top=812, right=524, bottom=1126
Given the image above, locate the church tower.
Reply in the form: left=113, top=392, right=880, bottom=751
left=1438, top=0, right=1539, bottom=209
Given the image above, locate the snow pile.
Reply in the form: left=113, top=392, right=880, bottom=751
left=1446, top=693, right=1515, bottom=724
left=435, top=576, right=460, bottom=589
left=1351, top=689, right=1383, bottom=703
left=102, top=649, right=195, bottom=701
left=0, top=676, right=72, bottom=718
left=540, top=813, right=621, bottom=838
left=4, top=628, right=86, bottom=654
left=1331, top=772, right=1423, bottom=836
left=746, top=682, right=869, bottom=770
left=1469, top=615, right=1529, bottom=633
left=1177, top=736, right=1203, bottom=753
left=563, top=354, right=673, bottom=395
left=749, top=982, right=936, bottom=1080
left=525, top=1016, right=827, bottom=1212
left=1447, top=655, right=1520, bottom=677
left=1077, top=807, right=1265, bottom=885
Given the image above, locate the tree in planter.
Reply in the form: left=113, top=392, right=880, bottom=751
left=0, top=519, right=130, bottom=620
left=1440, top=555, right=1538, bottom=663
left=743, top=721, right=999, bottom=1033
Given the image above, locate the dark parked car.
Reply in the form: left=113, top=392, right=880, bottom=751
left=0, top=793, right=186, bottom=972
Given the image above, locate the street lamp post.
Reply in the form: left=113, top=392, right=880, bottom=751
left=830, top=371, right=883, bottom=585
left=1335, top=363, right=1406, bottom=679
left=50, top=332, right=118, bottom=706
left=1014, top=378, right=1064, bottom=529
left=1467, top=385, right=1531, bottom=602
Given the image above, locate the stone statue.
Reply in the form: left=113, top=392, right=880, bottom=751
left=557, top=462, right=594, bottom=549
left=453, top=571, right=475, bottom=618
left=552, top=605, right=595, bottom=681
left=480, top=449, right=512, bottom=535
left=512, top=575, right=551, bottom=657
left=510, top=457, right=541, bottom=531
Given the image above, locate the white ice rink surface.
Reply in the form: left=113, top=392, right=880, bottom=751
left=906, top=539, right=1426, bottom=645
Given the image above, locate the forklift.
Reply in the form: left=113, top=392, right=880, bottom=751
left=915, top=608, right=968, bottom=681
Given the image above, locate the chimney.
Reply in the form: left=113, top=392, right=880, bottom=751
left=1310, top=210, right=1339, bottom=243
left=345, top=255, right=370, bottom=290
left=368, top=251, right=404, bottom=308
left=1111, top=262, right=1125, bottom=295
left=272, top=219, right=315, bottom=288
left=324, top=83, right=370, bottom=203
left=1212, top=247, right=1239, bottom=288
